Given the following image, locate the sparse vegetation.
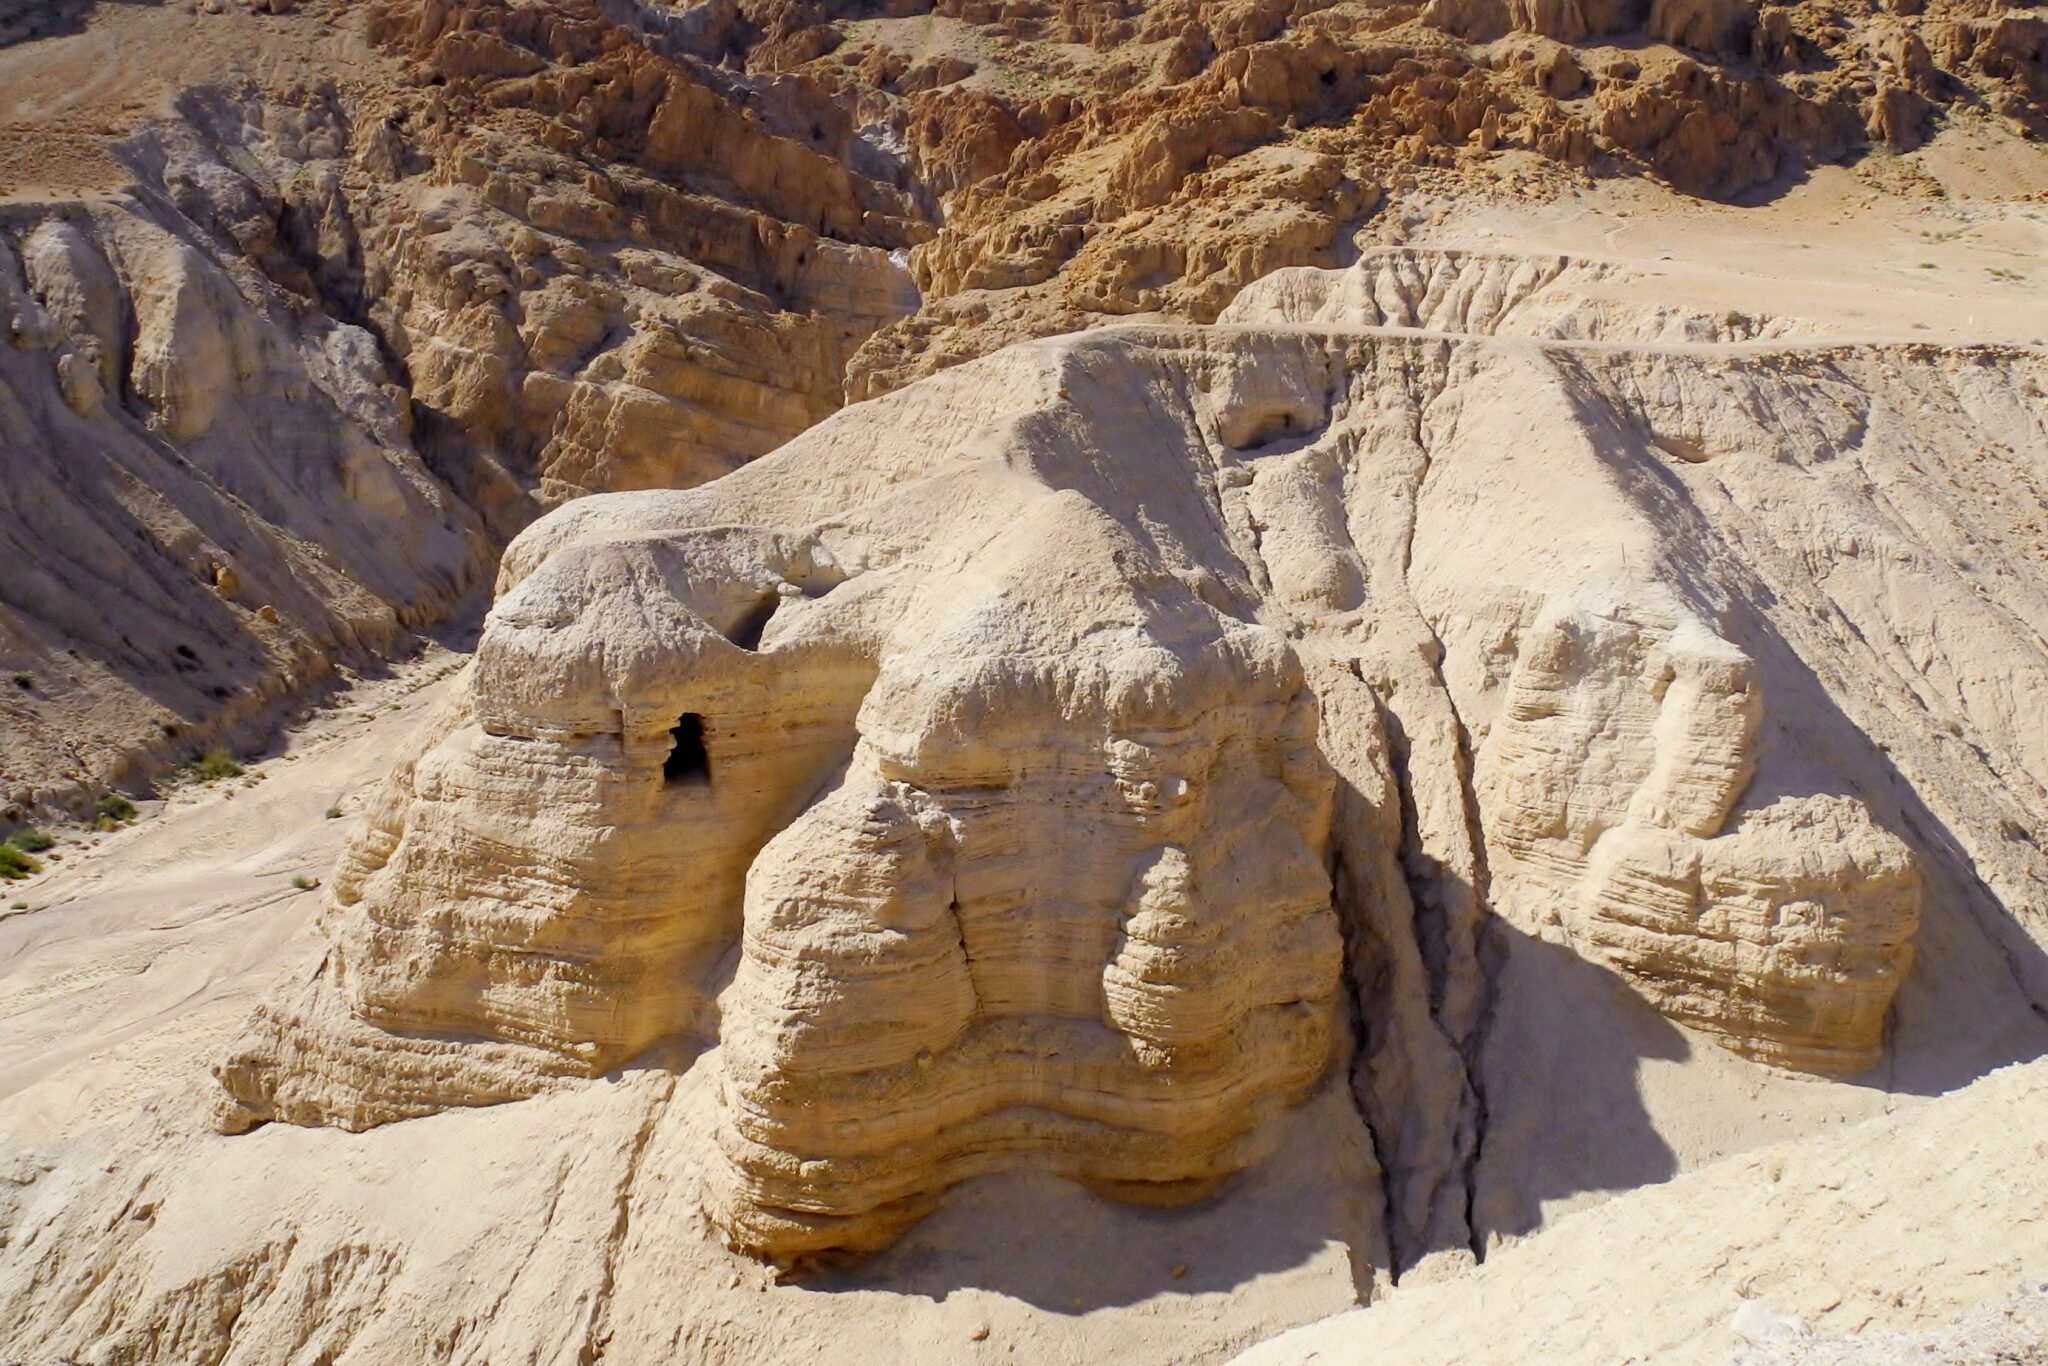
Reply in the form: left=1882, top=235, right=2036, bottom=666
left=6, top=828, right=54, bottom=854
left=8, top=900, right=25, bottom=911
left=291, top=874, right=317, bottom=891
left=325, top=806, right=343, bottom=820
left=186, top=747, right=244, bottom=783
left=0, top=845, right=40, bottom=880
left=94, top=793, right=137, bottom=828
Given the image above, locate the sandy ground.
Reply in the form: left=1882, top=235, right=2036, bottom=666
left=1396, top=143, right=2048, bottom=347
left=0, top=642, right=465, bottom=1147
left=0, top=0, right=387, bottom=197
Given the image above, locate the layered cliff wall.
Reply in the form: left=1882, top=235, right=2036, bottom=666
left=0, top=0, right=924, bottom=812
left=208, top=292, right=2048, bottom=1266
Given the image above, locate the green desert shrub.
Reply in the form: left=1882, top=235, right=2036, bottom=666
left=186, top=747, right=244, bottom=783
left=6, top=828, right=53, bottom=853
left=0, top=845, right=40, bottom=880
left=94, top=793, right=137, bottom=826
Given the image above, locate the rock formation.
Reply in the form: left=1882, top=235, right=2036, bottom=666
left=1481, top=605, right=1920, bottom=1072
left=0, top=3, right=2046, bottom=1357
left=0, top=201, right=487, bottom=817
left=1, top=0, right=924, bottom=811
left=210, top=252, right=2048, bottom=1263
left=5, top=0, right=2046, bottom=804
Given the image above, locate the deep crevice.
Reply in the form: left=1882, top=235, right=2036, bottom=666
left=1330, top=845, right=1402, bottom=1289
left=1392, top=348, right=1501, bottom=1265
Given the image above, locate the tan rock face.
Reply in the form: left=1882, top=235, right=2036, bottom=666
left=834, top=0, right=2048, bottom=397
left=711, top=623, right=1342, bottom=1258
left=217, top=339, right=1358, bottom=1259
left=8, top=0, right=2048, bottom=801
left=1482, top=604, right=1919, bottom=1072
left=0, top=0, right=925, bottom=808
left=216, top=270, right=2048, bottom=1260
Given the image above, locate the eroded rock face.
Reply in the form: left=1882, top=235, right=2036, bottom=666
left=1482, top=603, right=1919, bottom=1072
left=0, top=0, right=926, bottom=809
left=10, top=0, right=2048, bottom=801
left=207, top=280, right=2048, bottom=1262
left=217, top=335, right=1360, bottom=1259
left=711, top=616, right=1342, bottom=1258
left=0, top=202, right=487, bottom=814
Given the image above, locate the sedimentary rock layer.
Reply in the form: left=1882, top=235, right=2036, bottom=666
left=216, top=278, right=2048, bottom=1260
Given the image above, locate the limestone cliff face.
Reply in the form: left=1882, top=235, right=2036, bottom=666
left=217, top=331, right=1362, bottom=1260
left=352, top=0, right=925, bottom=516
left=214, top=282, right=2048, bottom=1264
left=1481, top=604, right=1919, bottom=1072
left=831, top=0, right=2048, bottom=396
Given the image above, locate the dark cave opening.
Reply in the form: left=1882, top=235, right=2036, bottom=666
left=665, top=713, right=710, bottom=786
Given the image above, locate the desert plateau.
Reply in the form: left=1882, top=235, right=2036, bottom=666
left=0, top=0, right=2046, bottom=1361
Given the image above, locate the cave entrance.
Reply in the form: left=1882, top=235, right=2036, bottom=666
left=664, top=713, right=710, bottom=786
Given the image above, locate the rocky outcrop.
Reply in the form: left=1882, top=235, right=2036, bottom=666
left=0, top=0, right=929, bottom=806
left=9, top=0, right=2048, bottom=796
left=215, top=331, right=1364, bottom=1262
left=214, top=274, right=2048, bottom=1263
left=1481, top=604, right=1919, bottom=1072
left=832, top=0, right=2045, bottom=394
left=214, top=0, right=926, bottom=523
left=0, top=202, right=486, bottom=816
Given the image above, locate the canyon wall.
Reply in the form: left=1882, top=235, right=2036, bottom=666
left=0, top=0, right=922, bottom=812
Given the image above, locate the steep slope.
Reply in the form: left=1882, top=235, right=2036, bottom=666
left=5, top=0, right=2045, bottom=808
left=0, top=0, right=924, bottom=813
left=0, top=197, right=486, bottom=811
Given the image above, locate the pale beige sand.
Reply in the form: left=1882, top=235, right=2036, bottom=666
left=0, top=644, right=463, bottom=1147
